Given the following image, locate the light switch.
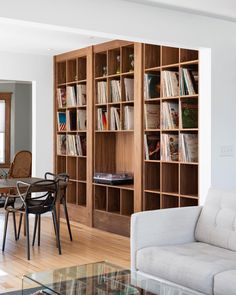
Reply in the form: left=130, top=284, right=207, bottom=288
left=220, top=145, right=234, bottom=157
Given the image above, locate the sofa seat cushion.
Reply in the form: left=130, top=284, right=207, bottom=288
left=136, top=242, right=236, bottom=295
left=214, top=270, right=236, bottom=295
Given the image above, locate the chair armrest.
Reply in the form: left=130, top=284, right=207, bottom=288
left=131, top=206, right=202, bottom=273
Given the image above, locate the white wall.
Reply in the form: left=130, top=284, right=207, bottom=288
left=0, top=52, right=53, bottom=177
left=1, top=0, right=236, bottom=189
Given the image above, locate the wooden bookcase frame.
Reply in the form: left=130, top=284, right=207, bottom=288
left=54, top=40, right=199, bottom=236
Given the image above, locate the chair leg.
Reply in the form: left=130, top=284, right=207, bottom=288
left=38, top=215, right=41, bottom=247
left=63, top=199, right=73, bottom=241
left=52, top=208, right=61, bottom=255
left=12, top=212, right=17, bottom=241
left=32, top=215, right=38, bottom=246
left=25, top=213, right=30, bottom=260
left=17, top=213, right=23, bottom=240
left=2, top=211, right=9, bottom=251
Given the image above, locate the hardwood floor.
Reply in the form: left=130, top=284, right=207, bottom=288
left=0, top=211, right=130, bottom=294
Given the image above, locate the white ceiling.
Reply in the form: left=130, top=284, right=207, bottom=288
left=0, top=19, right=109, bottom=56
left=122, top=0, right=236, bottom=21
left=0, top=0, right=236, bottom=56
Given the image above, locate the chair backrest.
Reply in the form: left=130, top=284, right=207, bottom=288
left=17, top=179, right=58, bottom=212
left=195, top=188, right=236, bottom=251
left=45, top=172, right=69, bottom=201
left=8, top=151, right=32, bottom=178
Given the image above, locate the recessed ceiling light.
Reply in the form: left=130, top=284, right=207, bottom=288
left=47, top=48, right=53, bottom=51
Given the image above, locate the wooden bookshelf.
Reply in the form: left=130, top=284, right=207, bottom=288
left=143, top=44, right=199, bottom=211
left=54, top=41, right=199, bottom=236
left=54, top=47, right=93, bottom=226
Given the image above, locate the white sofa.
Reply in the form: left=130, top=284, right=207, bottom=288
left=131, top=188, right=236, bottom=295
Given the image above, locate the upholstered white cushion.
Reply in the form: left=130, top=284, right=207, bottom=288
left=214, top=270, right=236, bottom=295
left=195, top=188, right=236, bottom=251
left=136, top=242, right=236, bottom=295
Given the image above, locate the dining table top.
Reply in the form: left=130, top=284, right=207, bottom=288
left=0, top=177, right=44, bottom=190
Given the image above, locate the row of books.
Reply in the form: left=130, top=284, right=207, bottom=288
left=57, top=85, right=86, bottom=108
left=144, top=133, right=198, bottom=162
left=57, top=134, right=86, bottom=156
left=97, top=106, right=134, bottom=131
left=143, top=68, right=198, bottom=99
left=57, top=110, right=86, bottom=131
left=144, top=99, right=197, bottom=130
left=180, top=68, right=198, bottom=96
left=97, top=78, right=134, bottom=104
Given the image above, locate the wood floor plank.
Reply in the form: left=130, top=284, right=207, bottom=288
left=0, top=211, right=130, bottom=294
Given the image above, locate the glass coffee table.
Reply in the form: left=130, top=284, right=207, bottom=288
left=22, top=261, right=201, bottom=295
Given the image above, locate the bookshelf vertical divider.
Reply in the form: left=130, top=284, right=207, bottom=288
left=54, top=40, right=199, bottom=236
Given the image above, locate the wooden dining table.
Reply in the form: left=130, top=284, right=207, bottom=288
left=0, top=177, right=43, bottom=192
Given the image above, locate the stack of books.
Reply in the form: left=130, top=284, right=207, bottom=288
left=124, top=78, right=134, bottom=101
left=97, top=81, right=107, bottom=104
left=57, top=88, right=66, bottom=108
left=66, top=86, right=77, bottom=107
left=144, top=134, right=160, bottom=160
left=124, top=106, right=134, bottom=130
left=161, top=134, right=178, bottom=161
left=110, top=80, right=121, bottom=102
left=110, top=107, right=121, bottom=130
left=144, top=104, right=160, bottom=129
left=97, top=108, right=108, bottom=130
left=180, top=133, right=198, bottom=162
left=162, top=71, right=179, bottom=97
left=77, top=84, right=86, bottom=106
left=180, top=68, right=198, bottom=95
left=77, top=109, right=86, bottom=130
left=76, top=135, right=87, bottom=156
left=162, top=101, right=179, bottom=129
left=57, top=112, right=66, bottom=131
left=67, top=135, right=78, bottom=156
left=57, top=134, right=66, bottom=155
left=144, top=73, right=160, bottom=99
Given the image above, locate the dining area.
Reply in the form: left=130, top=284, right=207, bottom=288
left=0, top=150, right=73, bottom=261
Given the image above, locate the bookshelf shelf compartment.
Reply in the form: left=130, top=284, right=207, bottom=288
left=107, top=187, right=120, bottom=214
left=145, top=162, right=160, bottom=191
left=94, top=185, right=107, bottom=211
left=57, top=61, right=66, bottom=85
left=95, top=52, right=107, bottom=78
left=121, top=189, right=134, bottom=216
left=162, top=194, right=179, bottom=209
left=67, top=157, right=77, bottom=180
left=180, top=49, right=198, bottom=63
left=162, top=163, right=179, bottom=194
left=77, top=182, right=86, bottom=206
left=108, top=48, right=121, bottom=75
left=144, top=192, right=160, bottom=211
left=67, top=59, right=77, bottom=83
left=56, top=156, right=66, bottom=174
left=77, top=158, right=86, bottom=181
left=180, top=164, right=198, bottom=196
left=122, top=45, right=134, bottom=73
left=180, top=197, right=198, bottom=207
left=67, top=182, right=76, bottom=205
left=77, top=57, right=87, bottom=81
left=144, top=44, right=160, bottom=69
left=162, top=46, right=179, bottom=66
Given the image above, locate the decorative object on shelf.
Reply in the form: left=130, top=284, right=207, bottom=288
left=129, top=53, right=134, bottom=71
left=93, top=172, right=133, bottom=185
left=102, top=66, right=107, bottom=77
left=116, top=55, right=121, bottom=74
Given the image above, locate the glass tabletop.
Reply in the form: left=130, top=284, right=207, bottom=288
left=22, top=261, right=201, bottom=295
left=22, top=261, right=138, bottom=295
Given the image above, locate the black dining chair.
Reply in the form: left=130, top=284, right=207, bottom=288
left=2, top=179, right=61, bottom=260
left=0, top=196, right=17, bottom=241
left=44, top=172, right=73, bottom=241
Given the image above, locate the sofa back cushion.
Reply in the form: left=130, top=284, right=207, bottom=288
left=195, top=188, right=236, bottom=251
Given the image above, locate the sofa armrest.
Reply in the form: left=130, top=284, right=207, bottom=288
left=131, top=206, right=202, bottom=273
